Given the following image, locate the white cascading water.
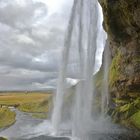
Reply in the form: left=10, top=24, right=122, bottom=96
left=52, top=0, right=107, bottom=139
left=51, top=0, right=78, bottom=134
left=72, top=0, right=98, bottom=138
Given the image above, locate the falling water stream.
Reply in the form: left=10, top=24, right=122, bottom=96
left=51, top=0, right=78, bottom=134
left=52, top=0, right=108, bottom=139
left=50, top=0, right=140, bottom=140
left=101, top=44, right=111, bottom=116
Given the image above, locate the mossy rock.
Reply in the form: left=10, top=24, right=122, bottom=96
left=130, top=111, right=140, bottom=129
left=99, top=0, right=140, bottom=130
left=95, top=66, right=103, bottom=92
left=99, top=0, right=140, bottom=42
left=109, top=49, right=122, bottom=87
left=111, top=98, right=140, bottom=126
left=114, top=98, right=129, bottom=105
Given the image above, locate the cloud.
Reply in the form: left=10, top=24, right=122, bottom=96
left=0, top=0, right=104, bottom=91
left=0, top=0, right=47, bottom=30
left=0, top=47, right=60, bottom=72
left=15, top=34, right=35, bottom=45
left=0, top=67, right=58, bottom=90
left=0, top=0, right=73, bottom=90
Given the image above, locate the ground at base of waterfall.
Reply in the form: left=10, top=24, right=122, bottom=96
left=11, top=133, right=140, bottom=140
left=0, top=92, right=52, bottom=129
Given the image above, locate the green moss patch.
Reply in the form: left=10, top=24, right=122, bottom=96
left=130, top=111, right=140, bottom=129
left=109, top=50, right=121, bottom=86
left=114, top=98, right=129, bottom=105
left=111, top=98, right=140, bottom=129
left=0, top=107, right=16, bottom=129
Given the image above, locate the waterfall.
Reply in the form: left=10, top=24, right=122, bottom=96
left=72, top=0, right=98, bottom=138
left=52, top=0, right=107, bottom=139
left=51, top=0, right=78, bottom=133
left=101, top=44, right=111, bottom=116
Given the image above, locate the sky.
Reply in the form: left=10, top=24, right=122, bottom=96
left=0, top=0, right=105, bottom=91
left=0, top=0, right=73, bottom=91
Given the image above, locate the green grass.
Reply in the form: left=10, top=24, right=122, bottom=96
left=18, top=98, right=50, bottom=113
left=0, top=92, right=52, bottom=119
left=109, top=50, right=121, bottom=86
left=130, top=111, right=140, bottom=129
left=0, top=107, right=16, bottom=129
left=0, top=92, right=52, bottom=130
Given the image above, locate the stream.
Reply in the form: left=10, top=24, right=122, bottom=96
left=0, top=108, right=50, bottom=139
left=0, top=108, right=139, bottom=140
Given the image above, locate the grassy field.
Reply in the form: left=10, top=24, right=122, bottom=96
left=0, top=92, right=52, bottom=128
left=0, top=107, right=16, bottom=129
left=0, top=92, right=52, bottom=107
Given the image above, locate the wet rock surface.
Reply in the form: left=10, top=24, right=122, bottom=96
left=17, top=134, right=140, bottom=140
left=18, top=136, right=70, bottom=140
left=99, top=0, right=140, bottom=129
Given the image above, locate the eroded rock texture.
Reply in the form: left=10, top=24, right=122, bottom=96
left=99, top=0, right=140, bottom=129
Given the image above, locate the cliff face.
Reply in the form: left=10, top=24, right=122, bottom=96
left=99, top=0, right=140, bottom=129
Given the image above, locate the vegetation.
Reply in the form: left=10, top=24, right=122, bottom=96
left=130, top=111, right=140, bottom=129
left=18, top=98, right=50, bottom=113
left=0, top=137, right=8, bottom=140
left=109, top=49, right=121, bottom=86
left=111, top=98, right=140, bottom=130
left=0, top=107, right=16, bottom=129
left=99, top=0, right=140, bottom=131
left=0, top=92, right=51, bottom=107
left=0, top=92, right=52, bottom=123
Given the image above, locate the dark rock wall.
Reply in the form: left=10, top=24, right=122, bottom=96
left=99, top=0, right=140, bottom=129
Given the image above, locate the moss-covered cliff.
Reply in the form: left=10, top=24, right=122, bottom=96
left=99, top=0, right=140, bottom=129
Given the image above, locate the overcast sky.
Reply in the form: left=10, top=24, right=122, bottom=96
left=0, top=0, right=74, bottom=91
left=0, top=0, right=105, bottom=91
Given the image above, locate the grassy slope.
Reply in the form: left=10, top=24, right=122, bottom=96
left=0, top=92, right=52, bottom=120
left=18, top=97, right=51, bottom=113
left=0, top=107, right=16, bottom=129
